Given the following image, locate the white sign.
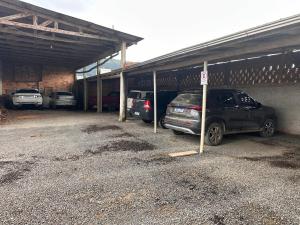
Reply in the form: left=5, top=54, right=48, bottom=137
left=201, top=71, right=208, bottom=85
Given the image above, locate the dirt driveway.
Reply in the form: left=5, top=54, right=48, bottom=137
left=0, top=110, right=299, bottom=225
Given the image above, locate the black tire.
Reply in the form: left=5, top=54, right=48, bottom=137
left=205, top=122, right=224, bottom=146
left=142, top=119, right=152, bottom=124
left=259, top=119, right=275, bottom=137
left=173, top=130, right=184, bottom=135
left=159, top=114, right=167, bottom=129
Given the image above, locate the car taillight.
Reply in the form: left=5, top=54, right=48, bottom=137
left=188, top=105, right=202, bottom=111
left=144, top=100, right=151, bottom=111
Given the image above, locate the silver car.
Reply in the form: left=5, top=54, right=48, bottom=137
left=50, top=91, right=76, bottom=109
left=12, top=89, right=43, bottom=108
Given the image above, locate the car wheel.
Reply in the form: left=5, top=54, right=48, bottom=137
left=173, top=130, right=184, bottom=135
left=259, top=119, right=275, bottom=137
left=159, top=114, right=167, bottom=129
left=142, top=119, right=152, bottom=124
left=205, top=122, right=224, bottom=146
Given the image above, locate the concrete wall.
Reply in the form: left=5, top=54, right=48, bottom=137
left=244, top=84, right=300, bottom=135
left=1, top=61, right=75, bottom=96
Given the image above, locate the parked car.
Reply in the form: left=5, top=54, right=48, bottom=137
left=12, top=89, right=43, bottom=108
left=165, top=89, right=276, bottom=146
left=89, top=91, right=120, bottom=111
left=131, top=91, right=178, bottom=128
left=127, top=90, right=153, bottom=116
left=49, top=91, right=76, bottom=109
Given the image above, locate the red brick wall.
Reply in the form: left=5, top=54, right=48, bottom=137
left=1, top=61, right=75, bottom=95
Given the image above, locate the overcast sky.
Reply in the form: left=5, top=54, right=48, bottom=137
left=23, top=0, right=300, bottom=62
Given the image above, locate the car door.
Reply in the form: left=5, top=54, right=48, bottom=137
left=214, top=91, right=244, bottom=131
left=235, top=92, right=260, bottom=130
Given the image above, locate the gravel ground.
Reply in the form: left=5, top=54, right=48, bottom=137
left=0, top=110, right=299, bottom=225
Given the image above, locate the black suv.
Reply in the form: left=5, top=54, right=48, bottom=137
left=131, top=91, right=178, bottom=128
left=165, top=89, right=276, bottom=146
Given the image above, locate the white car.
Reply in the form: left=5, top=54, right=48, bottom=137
left=50, top=91, right=76, bottom=109
left=127, top=90, right=153, bottom=115
left=12, top=89, right=43, bottom=108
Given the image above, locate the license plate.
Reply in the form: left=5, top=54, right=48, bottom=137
left=174, top=108, right=184, bottom=113
left=134, top=112, right=140, bottom=116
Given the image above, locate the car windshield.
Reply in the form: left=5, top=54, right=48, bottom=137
left=56, top=92, right=73, bottom=96
left=16, top=89, right=39, bottom=94
left=172, top=93, right=202, bottom=105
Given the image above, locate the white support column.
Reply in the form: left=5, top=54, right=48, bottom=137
left=83, top=67, right=88, bottom=112
left=200, top=61, right=208, bottom=154
left=119, top=41, right=127, bottom=122
left=153, top=70, right=157, bottom=133
left=0, top=60, right=2, bottom=95
left=96, top=60, right=103, bottom=113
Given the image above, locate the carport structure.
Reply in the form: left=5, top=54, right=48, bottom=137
left=0, top=0, right=142, bottom=99
left=90, top=14, right=300, bottom=152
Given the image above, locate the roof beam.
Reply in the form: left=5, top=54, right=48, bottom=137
left=0, top=12, right=32, bottom=21
left=0, top=26, right=112, bottom=46
left=0, top=19, right=119, bottom=41
left=39, top=19, right=53, bottom=27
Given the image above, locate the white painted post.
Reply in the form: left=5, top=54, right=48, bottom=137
left=200, top=61, right=208, bottom=154
left=83, top=67, right=88, bottom=112
left=119, top=41, right=127, bottom=122
left=97, top=60, right=103, bottom=113
left=153, top=71, right=157, bottom=133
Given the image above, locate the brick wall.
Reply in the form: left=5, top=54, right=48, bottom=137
left=1, top=61, right=75, bottom=95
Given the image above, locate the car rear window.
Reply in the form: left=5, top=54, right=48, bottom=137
left=16, top=89, right=39, bottom=93
left=128, top=92, right=141, bottom=99
left=56, top=92, right=72, bottom=96
left=172, top=93, right=202, bottom=105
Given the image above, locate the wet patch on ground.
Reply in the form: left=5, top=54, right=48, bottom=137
left=82, top=125, right=121, bottom=134
left=85, top=140, right=156, bottom=155
left=240, top=149, right=300, bottom=169
left=112, top=132, right=134, bottom=138
left=210, top=214, right=225, bottom=225
left=0, top=160, right=35, bottom=185
left=133, top=154, right=176, bottom=166
left=156, top=169, right=243, bottom=207
left=53, top=155, right=81, bottom=162
left=250, top=135, right=300, bottom=149
left=213, top=203, right=291, bottom=225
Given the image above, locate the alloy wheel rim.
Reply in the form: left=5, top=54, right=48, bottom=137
left=264, top=121, right=274, bottom=136
left=209, top=126, right=222, bottom=144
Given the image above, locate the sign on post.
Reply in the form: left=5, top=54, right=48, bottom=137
left=201, top=71, right=208, bottom=85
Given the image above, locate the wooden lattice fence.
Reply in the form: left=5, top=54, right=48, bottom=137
left=128, top=52, right=300, bottom=91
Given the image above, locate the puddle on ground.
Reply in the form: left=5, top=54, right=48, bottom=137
left=82, top=125, right=121, bottom=134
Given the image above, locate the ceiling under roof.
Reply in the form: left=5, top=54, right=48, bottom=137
left=0, top=0, right=143, bottom=69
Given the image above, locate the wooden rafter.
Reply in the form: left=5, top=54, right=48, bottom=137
left=0, top=12, right=32, bottom=21
left=0, top=18, right=119, bottom=42
left=39, top=19, right=53, bottom=27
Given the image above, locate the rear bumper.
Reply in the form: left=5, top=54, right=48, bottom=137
left=165, top=124, right=198, bottom=135
left=55, top=100, right=76, bottom=106
left=165, top=116, right=200, bottom=135
left=132, top=110, right=153, bottom=121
